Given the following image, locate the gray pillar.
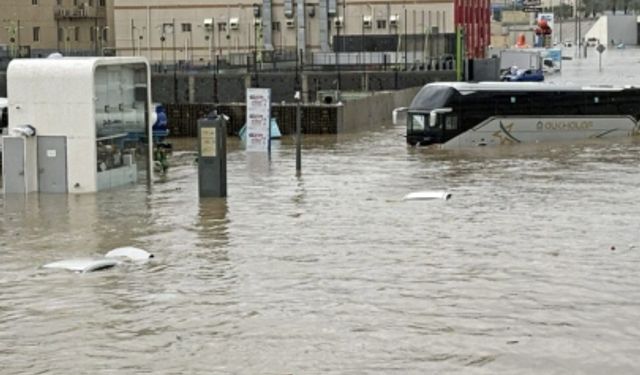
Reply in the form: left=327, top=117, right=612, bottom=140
left=263, top=0, right=274, bottom=50
left=198, top=114, right=227, bottom=197
left=188, top=75, right=195, bottom=104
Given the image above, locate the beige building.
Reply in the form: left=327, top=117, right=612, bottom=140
left=0, top=0, right=114, bottom=57
left=113, top=0, right=456, bottom=65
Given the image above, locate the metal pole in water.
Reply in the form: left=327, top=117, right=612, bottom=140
left=295, top=90, right=302, bottom=173
left=599, top=52, right=602, bottom=72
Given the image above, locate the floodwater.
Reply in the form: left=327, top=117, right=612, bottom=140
left=2, top=50, right=640, bottom=374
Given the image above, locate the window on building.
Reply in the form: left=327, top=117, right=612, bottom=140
left=162, top=23, right=174, bottom=34
left=58, top=27, right=64, bottom=42
left=33, top=27, right=40, bottom=42
left=73, top=0, right=78, bottom=5
left=57, top=0, right=62, bottom=5
left=181, top=23, right=192, bottom=32
left=272, top=21, right=280, bottom=31
left=75, top=27, right=80, bottom=41
left=88, top=0, right=93, bottom=6
left=32, top=0, right=38, bottom=5
left=218, top=22, right=227, bottom=32
left=377, top=20, right=386, bottom=29
left=102, top=28, right=108, bottom=41
left=90, top=27, right=95, bottom=42
left=99, top=0, right=106, bottom=6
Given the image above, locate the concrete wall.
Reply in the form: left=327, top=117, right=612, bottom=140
left=339, top=87, right=419, bottom=132
left=585, top=16, right=608, bottom=45
left=165, top=87, right=421, bottom=136
left=149, top=69, right=455, bottom=104
left=501, top=11, right=532, bottom=26
left=593, top=15, right=637, bottom=46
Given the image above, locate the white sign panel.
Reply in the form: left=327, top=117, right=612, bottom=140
left=245, top=88, right=271, bottom=152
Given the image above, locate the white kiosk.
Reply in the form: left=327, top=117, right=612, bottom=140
left=2, top=57, right=153, bottom=194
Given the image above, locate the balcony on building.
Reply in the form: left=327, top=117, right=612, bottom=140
left=53, top=5, right=106, bottom=20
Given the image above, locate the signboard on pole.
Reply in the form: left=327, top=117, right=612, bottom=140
left=245, top=88, right=271, bottom=152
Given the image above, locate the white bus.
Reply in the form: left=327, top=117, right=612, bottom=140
left=406, top=82, right=640, bottom=148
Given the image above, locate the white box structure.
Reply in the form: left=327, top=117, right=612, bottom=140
left=3, top=57, right=153, bottom=194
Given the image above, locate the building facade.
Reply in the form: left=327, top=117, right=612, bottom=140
left=0, top=0, right=114, bottom=58
left=114, top=0, right=489, bottom=65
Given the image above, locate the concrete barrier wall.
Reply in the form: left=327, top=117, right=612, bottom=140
left=166, top=85, right=423, bottom=137
left=150, top=70, right=454, bottom=104
left=339, top=87, right=420, bottom=133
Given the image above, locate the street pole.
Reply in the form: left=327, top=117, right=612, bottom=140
left=160, top=35, right=165, bottom=71
left=295, top=90, right=302, bottom=174
left=404, top=8, right=408, bottom=71
left=172, top=18, right=178, bottom=103
left=131, top=19, right=135, bottom=56
left=456, top=26, right=463, bottom=81
left=336, top=12, right=341, bottom=98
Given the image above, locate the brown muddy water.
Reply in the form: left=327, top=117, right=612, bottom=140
left=2, top=49, right=640, bottom=374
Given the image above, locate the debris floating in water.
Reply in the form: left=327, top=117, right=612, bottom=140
left=403, top=191, right=452, bottom=201
left=43, top=258, right=119, bottom=273
left=43, top=246, right=154, bottom=273
left=104, top=246, right=154, bottom=261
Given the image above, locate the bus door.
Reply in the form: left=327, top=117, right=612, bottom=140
left=426, top=108, right=453, bottom=143
left=442, top=113, right=459, bottom=142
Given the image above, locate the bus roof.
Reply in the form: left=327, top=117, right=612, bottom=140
left=427, top=82, right=630, bottom=94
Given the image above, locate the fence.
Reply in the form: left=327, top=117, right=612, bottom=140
left=165, top=103, right=339, bottom=137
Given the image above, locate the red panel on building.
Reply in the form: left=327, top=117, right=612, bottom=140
left=454, top=0, right=490, bottom=59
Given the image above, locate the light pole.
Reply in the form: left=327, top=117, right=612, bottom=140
left=66, top=26, right=75, bottom=55
left=160, top=34, right=166, bottom=71
left=95, top=25, right=109, bottom=56
left=3, top=20, right=24, bottom=58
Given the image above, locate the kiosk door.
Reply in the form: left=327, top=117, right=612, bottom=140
left=37, top=136, right=67, bottom=193
left=2, top=137, right=26, bottom=194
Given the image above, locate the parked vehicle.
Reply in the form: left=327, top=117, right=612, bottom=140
left=586, top=37, right=599, bottom=47
left=405, top=82, right=640, bottom=147
left=500, top=68, right=544, bottom=82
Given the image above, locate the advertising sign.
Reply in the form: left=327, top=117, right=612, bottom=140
left=537, top=13, right=554, bottom=32
left=245, top=88, right=271, bottom=152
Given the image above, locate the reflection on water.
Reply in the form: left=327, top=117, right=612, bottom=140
left=3, top=53, right=640, bottom=374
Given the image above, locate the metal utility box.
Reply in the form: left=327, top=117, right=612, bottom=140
left=198, top=114, right=227, bottom=198
left=2, top=57, right=153, bottom=194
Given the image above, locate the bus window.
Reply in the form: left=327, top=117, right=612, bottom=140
left=411, top=114, right=425, bottom=131
left=445, top=115, right=458, bottom=130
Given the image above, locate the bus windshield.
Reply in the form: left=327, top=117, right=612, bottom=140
left=410, top=113, right=426, bottom=131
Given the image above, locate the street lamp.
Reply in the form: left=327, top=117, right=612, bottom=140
left=3, top=19, right=24, bottom=58
left=95, top=25, right=109, bottom=56
left=160, top=34, right=166, bottom=71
